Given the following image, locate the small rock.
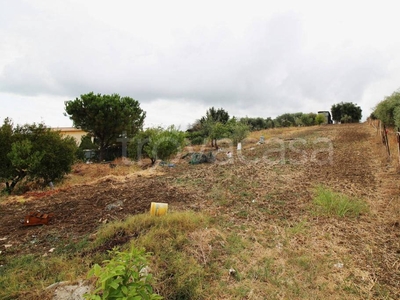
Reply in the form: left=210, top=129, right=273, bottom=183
left=334, top=262, right=344, bottom=269
left=105, top=200, right=123, bottom=211
left=49, top=248, right=56, bottom=253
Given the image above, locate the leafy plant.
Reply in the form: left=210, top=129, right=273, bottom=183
left=85, top=247, right=162, bottom=300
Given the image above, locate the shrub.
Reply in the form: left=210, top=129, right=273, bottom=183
left=129, top=126, right=186, bottom=164
left=85, top=247, right=162, bottom=300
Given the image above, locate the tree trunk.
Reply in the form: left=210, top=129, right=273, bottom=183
left=6, top=172, right=26, bottom=193
left=99, top=146, right=106, bottom=162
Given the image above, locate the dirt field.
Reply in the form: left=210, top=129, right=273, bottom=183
left=1, top=123, right=400, bottom=298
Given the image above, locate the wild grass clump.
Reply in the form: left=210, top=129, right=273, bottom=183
left=313, top=185, right=368, bottom=217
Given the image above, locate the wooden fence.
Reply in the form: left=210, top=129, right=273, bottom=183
left=369, top=119, right=400, bottom=164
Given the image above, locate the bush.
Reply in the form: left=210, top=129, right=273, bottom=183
left=85, top=247, right=162, bottom=300
left=129, top=126, right=186, bottom=164
left=315, top=114, right=326, bottom=125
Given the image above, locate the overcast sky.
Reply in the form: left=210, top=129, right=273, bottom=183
left=1, top=0, right=399, bottom=130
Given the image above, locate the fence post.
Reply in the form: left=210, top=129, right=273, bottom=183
left=397, top=127, right=400, bottom=165
left=383, top=125, right=391, bottom=158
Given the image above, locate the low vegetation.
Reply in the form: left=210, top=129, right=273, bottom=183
left=313, top=185, right=368, bottom=217
left=85, top=247, right=162, bottom=299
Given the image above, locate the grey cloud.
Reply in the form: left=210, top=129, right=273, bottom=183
left=0, top=2, right=396, bottom=124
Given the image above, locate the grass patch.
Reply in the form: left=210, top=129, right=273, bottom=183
left=0, top=254, right=89, bottom=299
left=91, top=211, right=211, bottom=299
left=313, top=185, right=368, bottom=217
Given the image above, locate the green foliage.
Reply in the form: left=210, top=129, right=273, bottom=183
left=331, top=102, right=362, bottom=123
left=76, top=135, right=98, bottom=161
left=65, top=92, right=146, bottom=161
left=185, top=130, right=205, bottom=145
left=274, top=112, right=302, bottom=127
left=373, top=91, right=400, bottom=127
left=7, top=139, right=43, bottom=178
left=129, top=126, right=186, bottom=164
left=0, top=118, right=14, bottom=181
left=242, top=113, right=317, bottom=130
left=315, top=114, right=326, bottom=125
left=240, top=117, right=273, bottom=131
left=187, top=107, right=230, bottom=147
left=300, top=113, right=317, bottom=126
left=313, top=185, right=368, bottom=217
left=85, top=247, right=162, bottom=300
left=227, top=118, right=250, bottom=145
left=0, top=120, right=77, bottom=193
left=187, top=108, right=250, bottom=147
left=90, top=212, right=208, bottom=299
left=200, top=107, right=230, bottom=124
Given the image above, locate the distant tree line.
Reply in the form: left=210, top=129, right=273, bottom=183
left=239, top=102, right=362, bottom=131
left=239, top=112, right=322, bottom=131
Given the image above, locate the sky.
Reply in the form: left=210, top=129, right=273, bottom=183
left=1, top=0, right=399, bottom=130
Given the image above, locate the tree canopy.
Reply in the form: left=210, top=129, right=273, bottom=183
left=373, top=90, right=400, bottom=127
left=187, top=108, right=249, bottom=148
left=0, top=120, right=77, bottom=193
left=331, top=102, right=362, bottom=123
left=64, top=92, right=146, bottom=161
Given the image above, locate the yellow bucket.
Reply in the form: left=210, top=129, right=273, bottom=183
left=150, top=202, right=168, bottom=216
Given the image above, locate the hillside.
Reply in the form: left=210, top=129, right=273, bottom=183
left=0, top=123, right=399, bottom=299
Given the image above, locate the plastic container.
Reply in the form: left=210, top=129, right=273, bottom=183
left=150, top=202, right=168, bottom=216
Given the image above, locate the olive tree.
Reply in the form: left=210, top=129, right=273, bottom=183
left=0, top=120, right=77, bottom=193
left=331, top=102, right=362, bottom=123
left=129, top=126, right=186, bottom=165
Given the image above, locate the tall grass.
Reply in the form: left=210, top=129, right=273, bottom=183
left=313, top=185, right=368, bottom=217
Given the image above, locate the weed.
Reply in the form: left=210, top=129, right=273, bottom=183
left=85, top=247, right=162, bottom=299
left=312, top=185, right=368, bottom=217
